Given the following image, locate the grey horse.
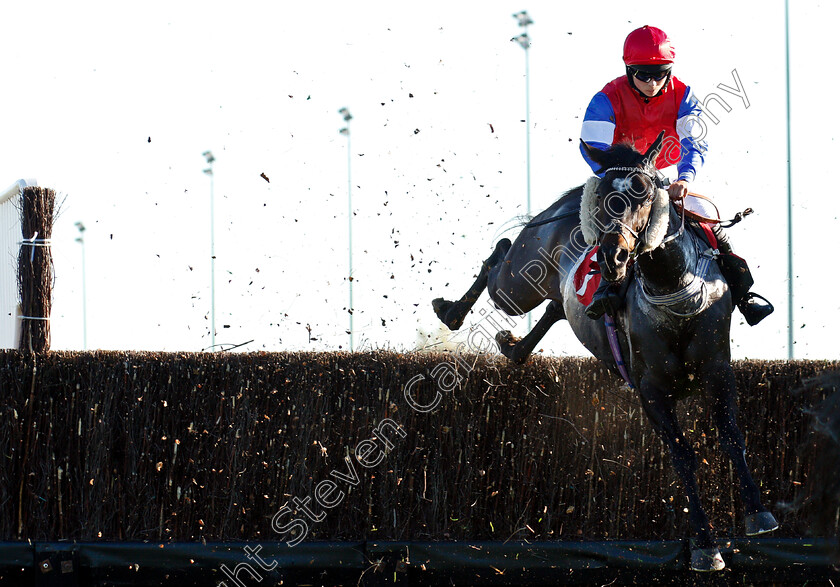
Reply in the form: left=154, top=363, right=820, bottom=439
left=432, top=132, right=778, bottom=571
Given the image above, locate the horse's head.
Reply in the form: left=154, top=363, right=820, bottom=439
left=580, top=131, right=671, bottom=282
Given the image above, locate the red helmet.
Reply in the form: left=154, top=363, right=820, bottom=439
left=623, top=26, right=675, bottom=66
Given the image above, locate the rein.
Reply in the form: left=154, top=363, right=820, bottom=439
left=524, top=209, right=579, bottom=229
left=651, top=199, right=685, bottom=254
left=524, top=184, right=751, bottom=233
left=676, top=192, right=754, bottom=228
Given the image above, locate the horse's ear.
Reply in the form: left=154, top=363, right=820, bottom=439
left=580, top=139, right=606, bottom=167
left=642, top=131, right=665, bottom=165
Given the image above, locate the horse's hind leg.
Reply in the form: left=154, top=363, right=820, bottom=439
left=707, top=365, right=779, bottom=536
left=496, top=300, right=565, bottom=364
left=433, top=238, right=511, bottom=331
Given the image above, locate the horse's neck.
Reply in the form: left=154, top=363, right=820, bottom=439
left=636, top=207, right=696, bottom=295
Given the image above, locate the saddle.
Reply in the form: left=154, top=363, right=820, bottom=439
left=681, top=195, right=754, bottom=304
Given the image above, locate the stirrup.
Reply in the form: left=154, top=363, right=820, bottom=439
left=738, top=292, right=774, bottom=326
left=585, top=285, right=623, bottom=320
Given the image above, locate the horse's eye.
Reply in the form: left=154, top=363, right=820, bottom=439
left=633, top=177, right=648, bottom=195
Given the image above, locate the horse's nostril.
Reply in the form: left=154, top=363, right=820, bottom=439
left=616, top=248, right=629, bottom=265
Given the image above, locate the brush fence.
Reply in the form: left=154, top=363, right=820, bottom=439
left=0, top=350, right=836, bottom=544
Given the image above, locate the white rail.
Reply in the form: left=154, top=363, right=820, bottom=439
left=0, top=178, right=37, bottom=205
left=1, top=178, right=38, bottom=348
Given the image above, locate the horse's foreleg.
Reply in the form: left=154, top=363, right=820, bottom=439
left=639, top=378, right=724, bottom=571
left=495, top=300, right=565, bottom=364
left=707, top=365, right=779, bottom=536
left=433, top=238, right=511, bottom=331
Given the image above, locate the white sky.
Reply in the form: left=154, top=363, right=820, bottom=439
left=1, top=1, right=837, bottom=359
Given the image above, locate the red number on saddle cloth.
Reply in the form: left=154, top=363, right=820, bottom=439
left=573, top=247, right=601, bottom=306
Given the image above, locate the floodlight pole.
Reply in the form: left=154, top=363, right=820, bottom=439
left=203, top=151, right=216, bottom=351
left=513, top=11, right=533, bottom=330
left=784, top=0, right=794, bottom=359
left=74, top=222, right=87, bottom=350
left=339, top=108, right=354, bottom=352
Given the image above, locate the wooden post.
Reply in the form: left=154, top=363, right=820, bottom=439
left=18, top=186, right=55, bottom=353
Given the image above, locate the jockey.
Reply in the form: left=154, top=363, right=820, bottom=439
left=579, top=25, right=774, bottom=326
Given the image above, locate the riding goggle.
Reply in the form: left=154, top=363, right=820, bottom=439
left=631, top=68, right=670, bottom=83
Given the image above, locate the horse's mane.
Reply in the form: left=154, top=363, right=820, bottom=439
left=516, top=141, right=656, bottom=230
left=517, top=183, right=585, bottom=229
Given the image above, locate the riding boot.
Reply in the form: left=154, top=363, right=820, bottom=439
left=711, top=224, right=774, bottom=326
left=585, top=277, right=624, bottom=320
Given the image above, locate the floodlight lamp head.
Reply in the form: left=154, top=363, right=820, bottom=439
left=513, top=11, right=533, bottom=27
left=203, top=151, right=215, bottom=164
left=339, top=107, right=352, bottom=122
left=75, top=221, right=86, bottom=233
left=514, top=33, right=530, bottom=49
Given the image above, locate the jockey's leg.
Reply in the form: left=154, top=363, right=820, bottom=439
left=711, top=224, right=774, bottom=326
left=710, top=222, right=733, bottom=255
left=585, top=278, right=624, bottom=320
left=585, top=266, right=634, bottom=320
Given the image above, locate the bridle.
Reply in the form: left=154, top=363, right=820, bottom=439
left=596, top=166, right=661, bottom=252
left=599, top=166, right=713, bottom=316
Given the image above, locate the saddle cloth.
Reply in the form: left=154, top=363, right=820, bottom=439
left=571, top=246, right=634, bottom=387
left=573, top=246, right=601, bottom=306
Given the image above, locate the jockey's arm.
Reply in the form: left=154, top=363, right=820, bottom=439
left=674, top=86, right=707, bottom=190
left=579, top=92, right=615, bottom=177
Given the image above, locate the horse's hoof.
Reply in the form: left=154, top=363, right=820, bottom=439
left=495, top=330, right=513, bottom=345
left=495, top=330, right=519, bottom=352
left=432, top=297, right=449, bottom=317
left=745, top=511, right=779, bottom=536
left=495, top=331, right=528, bottom=364
left=432, top=298, right=464, bottom=331
left=690, top=547, right=725, bottom=572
